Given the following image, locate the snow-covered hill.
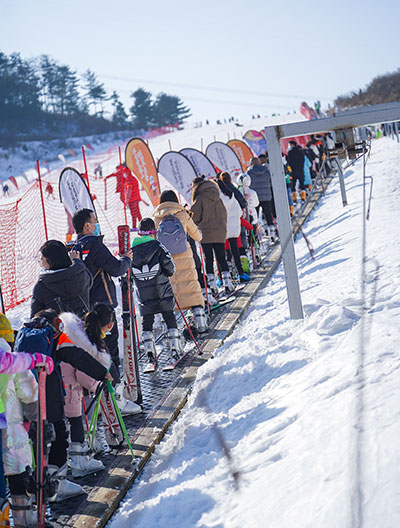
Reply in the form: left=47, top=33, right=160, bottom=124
left=107, top=136, right=400, bottom=528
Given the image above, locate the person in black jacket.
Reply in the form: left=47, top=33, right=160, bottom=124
left=131, top=218, right=180, bottom=364
left=71, top=208, right=131, bottom=388
left=31, top=240, right=92, bottom=318
left=286, top=140, right=306, bottom=202
left=218, top=172, right=247, bottom=210
left=15, top=309, right=112, bottom=503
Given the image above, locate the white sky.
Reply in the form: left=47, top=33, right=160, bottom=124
left=2, top=0, right=400, bottom=124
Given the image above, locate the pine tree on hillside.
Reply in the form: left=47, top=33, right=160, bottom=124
left=129, top=87, right=154, bottom=130
left=83, top=69, right=107, bottom=116
left=0, top=52, right=41, bottom=121
left=153, top=92, right=191, bottom=127
left=52, top=65, right=80, bottom=115
left=110, top=91, right=128, bottom=127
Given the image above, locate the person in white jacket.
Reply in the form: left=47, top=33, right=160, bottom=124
left=217, top=180, right=250, bottom=282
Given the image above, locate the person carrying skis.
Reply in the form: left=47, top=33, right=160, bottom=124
left=71, top=208, right=138, bottom=415
left=153, top=190, right=208, bottom=333
left=131, top=218, right=181, bottom=365
left=190, top=176, right=233, bottom=295
left=0, top=313, right=54, bottom=526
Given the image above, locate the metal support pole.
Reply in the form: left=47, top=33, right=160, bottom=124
left=395, top=121, right=399, bottom=143
left=264, top=126, right=304, bottom=320
left=335, top=158, right=348, bottom=206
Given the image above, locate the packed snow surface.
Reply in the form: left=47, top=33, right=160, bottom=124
left=108, top=137, right=400, bottom=528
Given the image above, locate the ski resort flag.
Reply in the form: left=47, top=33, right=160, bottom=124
left=227, top=139, right=253, bottom=172
left=205, top=142, right=242, bottom=182
left=59, top=167, right=96, bottom=216
left=125, top=138, right=161, bottom=207
left=243, top=130, right=267, bottom=156
left=157, top=152, right=197, bottom=204
left=180, top=148, right=217, bottom=179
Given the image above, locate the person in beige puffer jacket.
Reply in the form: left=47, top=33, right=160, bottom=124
left=153, top=190, right=207, bottom=333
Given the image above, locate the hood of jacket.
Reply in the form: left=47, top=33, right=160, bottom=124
left=153, top=201, right=185, bottom=220
left=131, top=237, right=164, bottom=268
left=192, top=180, right=220, bottom=202
left=59, top=312, right=111, bottom=369
left=37, top=260, right=90, bottom=300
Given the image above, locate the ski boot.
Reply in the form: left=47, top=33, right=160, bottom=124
left=268, top=225, right=277, bottom=243
left=239, top=273, right=250, bottom=283
left=300, top=190, right=306, bottom=202
left=206, top=273, right=219, bottom=296
left=11, top=494, right=42, bottom=528
left=69, top=442, right=105, bottom=478
left=222, top=271, right=235, bottom=294
left=291, top=191, right=297, bottom=203
left=48, top=463, right=85, bottom=502
left=192, top=306, right=208, bottom=333
left=142, top=330, right=157, bottom=364
left=201, top=287, right=218, bottom=306
left=167, top=328, right=184, bottom=361
left=114, top=384, right=142, bottom=416
left=289, top=205, right=294, bottom=216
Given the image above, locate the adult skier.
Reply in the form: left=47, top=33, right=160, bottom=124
left=71, top=208, right=139, bottom=415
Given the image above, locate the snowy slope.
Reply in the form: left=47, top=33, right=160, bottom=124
left=108, top=136, right=400, bottom=528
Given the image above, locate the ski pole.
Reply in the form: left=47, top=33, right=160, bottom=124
left=106, top=380, right=137, bottom=462
left=87, top=391, right=102, bottom=449
left=251, top=230, right=263, bottom=265
left=82, top=396, right=91, bottom=445
left=175, top=299, right=202, bottom=354
left=199, top=243, right=211, bottom=315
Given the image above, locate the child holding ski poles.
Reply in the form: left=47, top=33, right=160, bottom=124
left=130, top=218, right=180, bottom=365
left=0, top=313, right=54, bottom=526
left=60, top=303, right=118, bottom=457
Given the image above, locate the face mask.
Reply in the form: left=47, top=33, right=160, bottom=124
left=93, top=223, right=101, bottom=237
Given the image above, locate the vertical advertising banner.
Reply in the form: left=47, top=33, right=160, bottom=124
left=59, top=167, right=96, bottom=216
left=227, top=139, right=254, bottom=172
left=157, top=152, right=197, bottom=204
left=242, top=130, right=267, bottom=156
left=180, top=148, right=217, bottom=178
left=125, top=138, right=161, bottom=207
left=205, top=141, right=242, bottom=181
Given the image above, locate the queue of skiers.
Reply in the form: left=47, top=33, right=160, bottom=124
left=0, top=144, right=330, bottom=525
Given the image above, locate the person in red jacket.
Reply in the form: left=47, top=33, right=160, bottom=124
left=111, top=164, right=143, bottom=228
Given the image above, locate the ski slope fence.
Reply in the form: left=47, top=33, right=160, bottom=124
left=0, top=172, right=156, bottom=312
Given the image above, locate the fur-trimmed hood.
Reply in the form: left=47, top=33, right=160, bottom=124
left=59, top=312, right=112, bottom=370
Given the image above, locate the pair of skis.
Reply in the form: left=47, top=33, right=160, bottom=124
left=97, top=226, right=142, bottom=447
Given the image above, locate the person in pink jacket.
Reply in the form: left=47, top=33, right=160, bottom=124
left=60, top=303, right=115, bottom=474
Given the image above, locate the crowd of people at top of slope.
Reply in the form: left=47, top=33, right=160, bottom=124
left=0, top=134, right=332, bottom=526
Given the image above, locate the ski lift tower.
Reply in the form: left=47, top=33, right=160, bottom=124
left=264, top=102, right=400, bottom=320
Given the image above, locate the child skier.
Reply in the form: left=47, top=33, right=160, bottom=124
left=131, top=218, right=181, bottom=364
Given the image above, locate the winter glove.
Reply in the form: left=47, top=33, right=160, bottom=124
left=33, top=353, right=54, bottom=375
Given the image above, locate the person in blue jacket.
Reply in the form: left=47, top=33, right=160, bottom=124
left=71, top=208, right=137, bottom=415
